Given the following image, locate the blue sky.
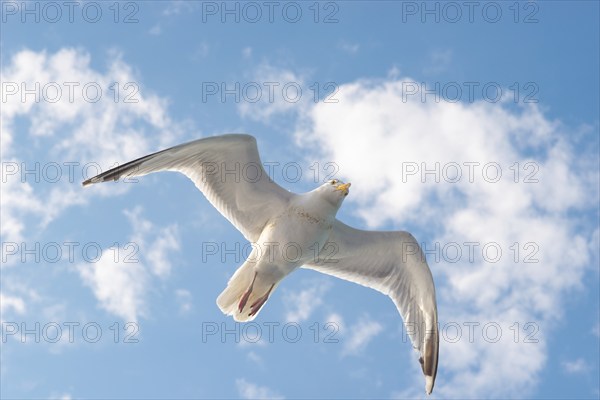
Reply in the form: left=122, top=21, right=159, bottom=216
left=1, top=1, right=599, bottom=399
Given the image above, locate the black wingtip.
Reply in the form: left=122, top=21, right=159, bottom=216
left=82, top=176, right=105, bottom=187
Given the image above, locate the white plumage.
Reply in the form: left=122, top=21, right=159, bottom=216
left=83, top=134, right=439, bottom=394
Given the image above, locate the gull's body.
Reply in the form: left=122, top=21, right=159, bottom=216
left=83, top=134, right=439, bottom=394
left=219, top=189, right=340, bottom=318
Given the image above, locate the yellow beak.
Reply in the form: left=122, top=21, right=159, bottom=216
left=335, top=182, right=351, bottom=195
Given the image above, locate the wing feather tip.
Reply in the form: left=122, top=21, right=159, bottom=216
left=82, top=176, right=105, bottom=187
left=82, top=177, right=97, bottom=187
left=425, top=375, right=434, bottom=395
left=422, top=322, right=439, bottom=395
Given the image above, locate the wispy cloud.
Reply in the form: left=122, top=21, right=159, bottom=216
left=162, top=0, right=197, bottom=16
left=1, top=47, right=185, bottom=323
left=143, top=223, right=180, bottom=278
left=236, top=378, right=284, bottom=400
left=175, top=289, right=193, bottom=314
left=192, top=41, right=210, bottom=60
left=237, top=63, right=308, bottom=123
left=246, top=351, right=264, bottom=367
left=282, top=279, right=330, bottom=322
left=1, top=48, right=183, bottom=244
left=0, top=294, right=26, bottom=316
left=592, top=321, right=600, bottom=338
left=342, top=315, right=383, bottom=356
left=324, top=312, right=382, bottom=357
left=148, top=24, right=162, bottom=36
left=340, top=42, right=360, bottom=54
left=424, top=48, right=453, bottom=75
left=78, top=251, right=147, bottom=322
left=562, top=358, right=588, bottom=374
left=242, top=47, right=253, bottom=59
left=326, top=312, right=345, bottom=332
left=48, top=393, right=72, bottom=400
left=77, top=207, right=180, bottom=322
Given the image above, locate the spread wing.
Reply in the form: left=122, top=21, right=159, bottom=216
left=303, top=220, right=439, bottom=395
left=83, top=134, right=293, bottom=241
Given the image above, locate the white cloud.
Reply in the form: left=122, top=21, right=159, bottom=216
left=562, top=358, right=588, bottom=374
left=342, top=315, right=383, bottom=356
left=424, top=49, right=453, bottom=75
left=1, top=47, right=185, bottom=322
left=0, top=283, right=41, bottom=325
left=148, top=24, right=162, bottom=36
left=77, top=245, right=148, bottom=323
left=175, top=289, right=193, bottom=314
left=340, top=42, right=360, bottom=54
left=235, top=378, right=284, bottom=400
left=0, top=168, right=45, bottom=245
left=237, top=63, right=308, bottom=122
left=255, top=70, right=598, bottom=397
left=0, top=294, right=26, bottom=316
left=326, top=312, right=345, bottom=332
left=1, top=48, right=183, bottom=244
left=122, top=206, right=179, bottom=276
left=387, top=66, right=401, bottom=80
left=144, top=224, right=180, bottom=278
left=77, top=207, right=180, bottom=322
left=237, top=338, right=267, bottom=349
left=246, top=351, right=263, bottom=367
left=282, top=279, right=330, bottom=322
left=48, top=393, right=72, bottom=400
left=162, top=0, right=197, bottom=16
left=192, top=41, right=210, bottom=59
left=242, top=47, right=253, bottom=58
left=324, top=311, right=382, bottom=358
left=592, top=321, right=600, bottom=338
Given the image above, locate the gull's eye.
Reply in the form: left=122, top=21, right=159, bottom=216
left=331, top=179, right=338, bottom=185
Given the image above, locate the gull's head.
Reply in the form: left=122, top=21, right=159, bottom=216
left=332, top=179, right=351, bottom=196
left=316, top=179, right=351, bottom=208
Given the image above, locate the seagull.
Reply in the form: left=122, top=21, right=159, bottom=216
left=83, top=134, right=439, bottom=394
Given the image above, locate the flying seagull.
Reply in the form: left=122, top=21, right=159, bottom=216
left=82, top=134, right=439, bottom=394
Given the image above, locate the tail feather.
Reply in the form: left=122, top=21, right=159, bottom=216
left=217, top=264, right=276, bottom=322
left=217, top=263, right=255, bottom=318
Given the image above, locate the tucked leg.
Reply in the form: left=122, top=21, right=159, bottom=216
left=248, top=284, right=275, bottom=317
left=238, top=272, right=257, bottom=313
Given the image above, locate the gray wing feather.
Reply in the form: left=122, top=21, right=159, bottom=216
left=303, top=220, right=439, bottom=394
left=83, top=134, right=292, bottom=241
